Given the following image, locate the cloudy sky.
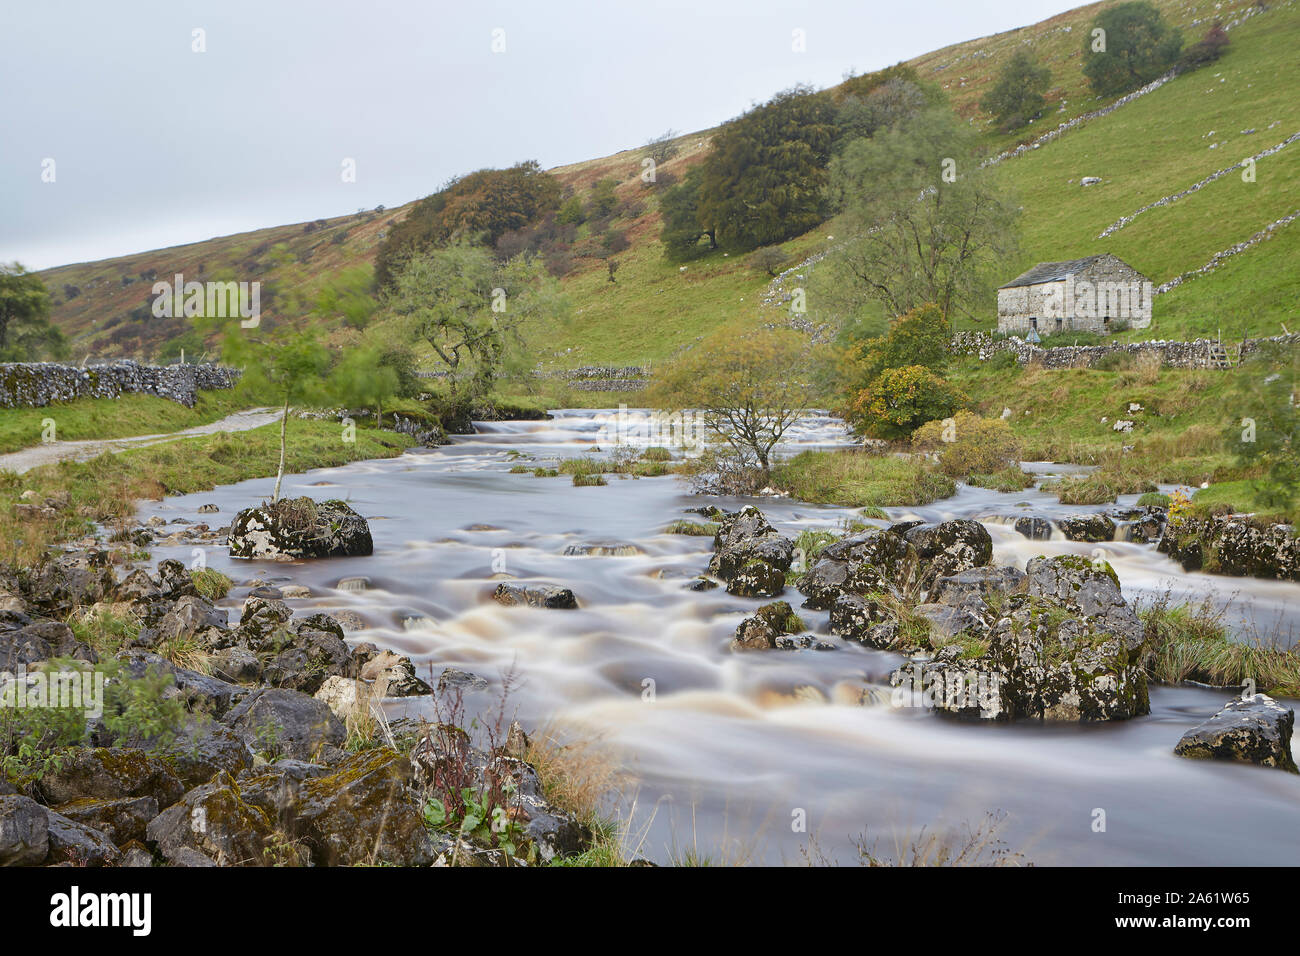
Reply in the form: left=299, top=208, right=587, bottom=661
left=1, top=0, right=1072, bottom=270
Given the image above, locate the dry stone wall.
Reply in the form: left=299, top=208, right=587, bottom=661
left=0, top=361, right=241, bottom=409
left=951, top=331, right=1299, bottom=370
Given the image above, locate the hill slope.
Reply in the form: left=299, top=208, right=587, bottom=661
left=36, top=0, right=1299, bottom=367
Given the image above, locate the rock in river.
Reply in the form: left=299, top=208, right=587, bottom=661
left=228, top=497, right=373, bottom=560
left=1174, top=694, right=1298, bottom=773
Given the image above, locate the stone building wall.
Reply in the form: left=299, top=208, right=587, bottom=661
left=0, top=361, right=241, bottom=409
left=997, top=255, right=1153, bottom=335
left=951, top=331, right=1299, bottom=370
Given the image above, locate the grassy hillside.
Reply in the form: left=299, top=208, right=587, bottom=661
left=35, top=0, right=1299, bottom=367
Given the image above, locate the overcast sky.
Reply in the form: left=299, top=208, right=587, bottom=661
left=1, top=0, right=1073, bottom=270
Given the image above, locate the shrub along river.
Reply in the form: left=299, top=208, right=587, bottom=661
left=139, top=409, right=1300, bottom=865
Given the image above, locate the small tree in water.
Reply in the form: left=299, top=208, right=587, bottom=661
left=651, top=325, right=816, bottom=478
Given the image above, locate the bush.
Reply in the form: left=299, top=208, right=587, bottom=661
left=1179, top=21, right=1229, bottom=71
left=913, top=411, right=1023, bottom=478
left=980, top=50, right=1052, bottom=132
left=848, top=365, right=967, bottom=440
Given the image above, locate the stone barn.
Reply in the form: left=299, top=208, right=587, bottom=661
left=997, top=254, right=1153, bottom=336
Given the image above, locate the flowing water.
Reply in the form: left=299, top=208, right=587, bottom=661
left=139, top=409, right=1300, bottom=866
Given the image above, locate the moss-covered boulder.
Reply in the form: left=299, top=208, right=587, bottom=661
left=222, top=687, right=346, bottom=762
left=1174, top=694, right=1298, bottom=773
left=228, top=497, right=373, bottom=560
left=890, top=591, right=1150, bottom=722
left=731, top=601, right=807, bottom=651
left=798, top=520, right=992, bottom=612
left=491, top=583, right=578, bottom=609
left=144, top=772, right=279, bottom=866
left=1057, top=514, right=1117, bottom=543
left=294, top=748, right=435, bottom=867
left=708, top=506, right=794, bottom=598
left=54, top=795, right=158, bottom=846
left=37, top=748, right=185, bottom=809
left=1157, top=514, right=1300, bottom=581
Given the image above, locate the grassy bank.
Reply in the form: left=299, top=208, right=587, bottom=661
left=770, top=450, right=956, bottom=509
left=0, top=388, right=258, bottom=455
left=1140, top=597, right=1300, bottom=698
left=0, top=417, right=416, bottom=566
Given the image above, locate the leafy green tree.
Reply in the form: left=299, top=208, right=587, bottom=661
left=842, top=303, right=951, bottom=393
left=981, top=50, right=1052, bottom=132
left=649, top=325, right=815, bottom=475
left=374, top=161, right=560, bottom=288
left=330, top=343, right=404, bottom=427
left=833, top=74, right=933, bottom=148
left=659, top=167, right=714, bottom=261
left=1082, top=1, right=1182, bottom=98
left=0, top=262, right=68, bottom=361
left=384, top=245, right=565, bottom=402
left=556, top=196, right=586, bottom=225
left=829, top=109, right=1019, bottom=321
left=695, top=86, right=838, bottom=251
left=588, top=178, right=619, bottom=219
left=312, top=265, right=379, bottom=330
left=222, top=327, right=331, bottom=502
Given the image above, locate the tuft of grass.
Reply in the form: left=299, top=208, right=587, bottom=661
left=967, top=468, right=1037, bottom=493
left=1137, top=491, right=1172, bottom=507
left=1140, top=596, right=1300, bottom=697
left=526, top=727, right=630, bottom=868
left=665, top=519, right=719, bottom=536
left=190, top=567, right=233, bottom=602
left=572, top=473, right=608, bottom=487
left=66, top=606, right=142, bottom=658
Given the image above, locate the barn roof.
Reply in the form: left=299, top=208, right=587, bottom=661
left=999, top=255, right=1127, bottom=289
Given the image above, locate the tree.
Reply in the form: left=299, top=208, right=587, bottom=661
left=588, top=178, right=619, bottom=220
left=1083, top=1, right=1182, bottom=98
left=746, top=245, right=790, bottom=277
left=841, top=303, right=952, bottom=393
left=834, top=75, right=932, bottom=148
left=384, top=245, right=565, bottom=402
left=374, top=161, right=560, bottom=288
left=644, top=129, right=680, bottom=165
left=222, top=327, right=331, bottom=503
left=829, top=110, right=1019, bottom=322
left=981, top=50, right=1052, bottom=132
left=0, top=263, right=68, bottom=361
left=659, top=167, right=714, bottom=261
left=694, top=86, right=838, bottom=251
left=650, top=326, right=815, bottom=475
left=312, top=265, right=379, bottom=330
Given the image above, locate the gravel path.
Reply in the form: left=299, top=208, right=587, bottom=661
left=0, top=407, right=280, bottom=475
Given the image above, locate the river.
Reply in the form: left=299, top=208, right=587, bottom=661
left=137, top=409, right=1300, bottom=866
